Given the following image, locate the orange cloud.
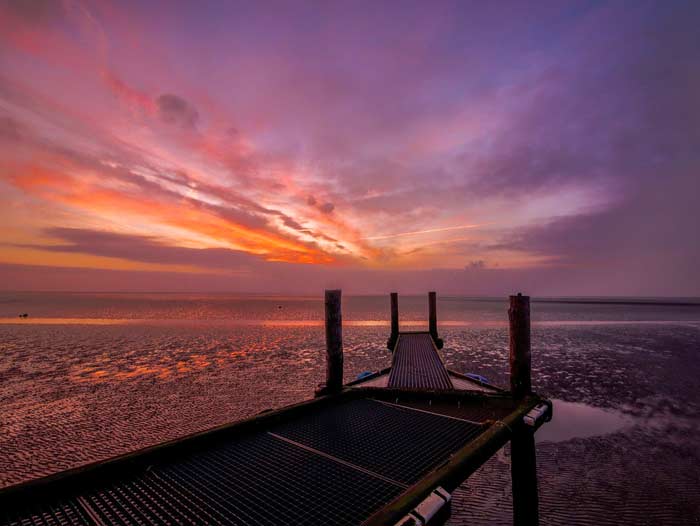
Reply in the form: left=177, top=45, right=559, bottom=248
left=8, top=162, right=334, bottom=265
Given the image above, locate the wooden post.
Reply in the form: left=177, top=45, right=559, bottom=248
left=324, top=289, right=343, bottom=393
left=428, top=291, right=443, bottom=349
left=387, top=292, right=399, bottom=350
left=509, top=292, right=539, bottom=525
left=509, top=293, right=531, bottom=398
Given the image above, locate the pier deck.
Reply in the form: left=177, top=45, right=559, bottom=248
left=388, top=332, right=453, bottom=390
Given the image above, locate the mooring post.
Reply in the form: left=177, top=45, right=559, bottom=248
left=509, top=293, right=531, bottom=398
left=509, top=293, right=539, bottom=526
left=428, top=291, right=443, bottom=349
left=387, top=292, right=399, bottom=350
left=429, top=291, right=437, bottom=338
left=324, top=289, right=343, bottom=394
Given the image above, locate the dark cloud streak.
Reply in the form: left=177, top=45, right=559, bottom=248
left=156, top=94, right=199, bottom=129
left=19, top=228, right=261, bottom=269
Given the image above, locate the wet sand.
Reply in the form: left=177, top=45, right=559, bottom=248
left=445, top=324, right=700, bottom=525
left=1, top=298, right=699, bottom=524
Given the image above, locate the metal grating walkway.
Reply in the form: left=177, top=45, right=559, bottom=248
left=388, top=333, right=454, bottom=390
left=385, top=398, right=514, bottom=423
left=83, top=432, right=404, bottom=526
left=2, top=501, right=93, bottom=526
left=1, top=398, right=493, bottom=526
left=271, top=399, right=484, bottom=485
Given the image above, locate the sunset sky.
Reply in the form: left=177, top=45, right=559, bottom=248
left=1, top=0, right=698, bottom=295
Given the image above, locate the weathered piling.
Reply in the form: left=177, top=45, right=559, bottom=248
left=508, top=293, right=539, bottom=525
left=387, top=292, right=399, bottom=350
left=324, top=289, right=343, bottom=393
left=428, top=291, right=444, bottom=349
left=509, top=293, right=532, bottom=398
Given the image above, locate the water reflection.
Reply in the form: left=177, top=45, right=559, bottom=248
left=537, top=399, right=634, bottom=443
left=2, top=317, right=697, bottom=328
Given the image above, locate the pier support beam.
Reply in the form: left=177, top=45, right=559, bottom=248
left=511, top=431, right=539, bottom=526
left=387, top=292, right=399, bottom=350
left=509, top=293, right=539, bottom=526
left=428, top=291, right=443, bottom=349
left=324, top=289, right=343, bottom=394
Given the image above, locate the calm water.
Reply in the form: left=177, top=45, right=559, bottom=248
left=1, top=293, right=699, bottom=525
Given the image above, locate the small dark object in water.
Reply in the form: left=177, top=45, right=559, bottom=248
left=18, top=313, right=28, bottom=318
left=278, top=305, right=282, bottom=309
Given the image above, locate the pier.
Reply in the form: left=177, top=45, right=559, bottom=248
left=0, top=291, right=551, bottom=526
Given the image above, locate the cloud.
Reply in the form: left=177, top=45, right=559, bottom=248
left=3, top=0, right=64, bottom=25
left=281, top=216, right=306, bottom=231
left=319, top=202, right=334, bottom=214
left=156, top=94, right=199, bottom=129
left=103, top=72, right=155, bottom=115
left=306, top=195, right=335, bottom=214
left=0, top=116, right=26, bottom=142
left=20, top=228, right=261, bottom=270
left=466, top=260, right=485, bottom=270
left=0, top=96, right=338, bottom=262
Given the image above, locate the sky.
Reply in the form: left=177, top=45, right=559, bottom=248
left=0, top=0, right=698, bottom=295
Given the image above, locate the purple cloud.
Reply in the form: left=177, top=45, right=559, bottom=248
left=156, top=94, right=199, bottom=129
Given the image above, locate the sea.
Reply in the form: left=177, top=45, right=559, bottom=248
left=1, top=292, right=699, bottom=525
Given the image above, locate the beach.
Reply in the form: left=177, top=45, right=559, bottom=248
left=1, top=293, right=699, bottom=524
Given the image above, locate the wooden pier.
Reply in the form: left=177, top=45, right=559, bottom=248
left=0, top=291, right=551, bottom=526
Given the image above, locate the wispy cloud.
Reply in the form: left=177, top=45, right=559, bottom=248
left=362, top=224, right=487, bottom=241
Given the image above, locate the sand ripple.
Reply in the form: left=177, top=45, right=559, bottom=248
left=1, top=321, right=699, bottom=524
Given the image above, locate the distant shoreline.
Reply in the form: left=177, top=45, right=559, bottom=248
left=440, top=296, right=700, bottom=307
left=531, top=298, right=700, bottom=307
left=1, top=291, right=699, bottom=307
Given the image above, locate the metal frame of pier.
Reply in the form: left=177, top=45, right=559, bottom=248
left=0, top=291, right=551, bottom=526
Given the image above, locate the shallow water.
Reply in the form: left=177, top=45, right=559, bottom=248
left=536, top=400, right=634, bottom=443
left=1, top=293, right=699, bottom=524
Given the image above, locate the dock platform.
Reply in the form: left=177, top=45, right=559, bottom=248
left=388, top=332, right=453, bottom=390
left=0, top=292, right=551, bottom=526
